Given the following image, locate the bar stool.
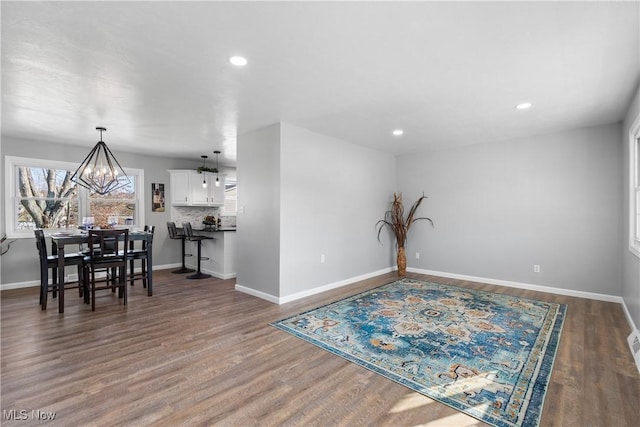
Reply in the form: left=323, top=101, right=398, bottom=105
left=182, top=222, right=213, bottom=279
left=167, top=222, right=194, bottom=274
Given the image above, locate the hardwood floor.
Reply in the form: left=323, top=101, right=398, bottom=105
left=1, top=270, right=638, bottom=426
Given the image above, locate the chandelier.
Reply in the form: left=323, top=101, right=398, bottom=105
left=71, top=127, right=131, bottom=195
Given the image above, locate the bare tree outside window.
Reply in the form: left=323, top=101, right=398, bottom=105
left=17, top=167, right=78, bottom=229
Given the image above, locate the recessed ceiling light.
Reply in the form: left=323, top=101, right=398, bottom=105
left=392, top=129, right=404, bottom=136
left=229, top=56, right=248, bottom=66
left=515, top=102, right=532, bottom=110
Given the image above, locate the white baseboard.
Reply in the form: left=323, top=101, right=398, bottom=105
left=234, top=267, right=395, bottom=305
left=184, top=263, right=236, bottom=280
left=205, top=270, right=236, bottom=280
left=158, top=263, right=182, bottom=271
left=621, top=299, right=639, bottom=334
left=407, top=267, right=637, bottom=332
left=234, top=284, right=280, bottom=304
left=278, top=267, right=395, bottom=304
left=0, top=280, right=40, bottom=291
left=0, top=263, right=183, bottom=291
left=627, top=330, right=640, bottom=374
left=234, top=266, right=637, bottom=333
left=407, top=267, right=625, bottom=303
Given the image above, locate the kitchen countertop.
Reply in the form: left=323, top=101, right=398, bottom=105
left=192, top=227, right=236, bottom=232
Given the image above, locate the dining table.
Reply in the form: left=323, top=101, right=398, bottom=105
left=49, top=229, right=154, bottom=313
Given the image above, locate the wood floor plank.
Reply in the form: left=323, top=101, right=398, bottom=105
left=1, top=269, right=639, bottom=426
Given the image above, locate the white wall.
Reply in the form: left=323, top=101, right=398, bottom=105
left=279, top=123, right=396, bottom=297
left=397, top=123, right=623, bottom=295
left=236, top=124, right=281, bottom=297
left=236, top=123, right=397, bottom=300
left=623, top=84, right=640, bottom=329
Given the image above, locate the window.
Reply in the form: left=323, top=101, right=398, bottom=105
left=630, top=115, right=640, bottom=258
left=14, top=165, right=79, bottom=230
left=222, top=178, right=237, bottom=216
left=5, top=156, right=144, bottom=238
left=89, top=176, right=137, bottom=227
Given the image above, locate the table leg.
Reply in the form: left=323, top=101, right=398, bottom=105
left=147, top=239, right=153, bottom=296
left=57, top=244, right=65, bottom=313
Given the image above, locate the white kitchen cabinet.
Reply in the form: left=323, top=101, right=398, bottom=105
left=190, top=172, right=210, bottom=205
left=209, top=174, right=226, bottom=205
left=169, top=170, right=190, bottom=205
left=169, top=170, right=225, bottom=206
left=194, top=172, right=225, bottom=205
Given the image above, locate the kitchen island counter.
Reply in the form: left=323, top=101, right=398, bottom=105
left=184, top=229, right=236, bottom=279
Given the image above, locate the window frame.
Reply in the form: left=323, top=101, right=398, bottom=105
left=4, top=155, right=145, bottom=238
left=222, top=177, right=237, bottom=216
left=630, top=114, right=640, bottom=259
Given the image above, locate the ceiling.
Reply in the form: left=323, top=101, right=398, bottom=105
left=2, top=1, right=639, bottom=166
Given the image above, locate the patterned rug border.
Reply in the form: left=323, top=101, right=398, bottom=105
left=271, top=279, right=567, bottom=427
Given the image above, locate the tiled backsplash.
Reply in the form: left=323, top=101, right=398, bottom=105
left=171, top=206, right=236, bottom=228
left=219, top=216, right=236, bottom=228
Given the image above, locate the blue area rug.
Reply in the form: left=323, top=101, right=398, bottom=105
left=272, top=278, right=566, bottom=427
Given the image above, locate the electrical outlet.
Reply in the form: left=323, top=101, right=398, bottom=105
left=320, top=254, right=325, bottom=263
left=533, top=264, right=541, bottom=273
left=415, top=252, right=420, bottom=259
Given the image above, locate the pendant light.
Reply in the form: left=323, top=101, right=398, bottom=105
left=214, top=150, right=221, bottom=187
left=71, top=127, right=131, bottom=195
left=201, top=155, right=208, bottom=188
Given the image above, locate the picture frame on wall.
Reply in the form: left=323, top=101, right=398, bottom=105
left=152, top=183, right=165, bottom=212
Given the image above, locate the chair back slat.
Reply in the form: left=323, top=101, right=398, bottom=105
left=167, top=221, right=178, bottom=239
left=143, top=225, right=155, bottom=248
left=88, top=229, right=128, bottom=266
left=34, top=229, right=51, bottom=274
left=34, top=229, right=48, bottom=258
left=182, top=222, right=194, bottom=240
left=129, top=225, right=155, bottom=251
left=86, top=228, right=129, bottom=311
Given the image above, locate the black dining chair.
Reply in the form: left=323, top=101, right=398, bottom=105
left=167, top=221, right=194, bottom=274
left=127, top=225, right=155, bottom=288
left=182, top=222, right=212, bottom=279
left=83, top=228, right=129, bottom=311
left=34, top=229, right=85, bottom=311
